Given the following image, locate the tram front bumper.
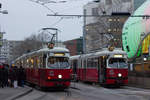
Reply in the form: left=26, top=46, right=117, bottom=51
left=106, top=77, right=128, bottom=85
left=46, top=79, right=72, bottom=82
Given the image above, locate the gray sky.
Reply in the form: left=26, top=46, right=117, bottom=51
left=0, top=0, right=92, bottom=41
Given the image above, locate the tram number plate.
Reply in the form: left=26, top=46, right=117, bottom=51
left=117, top=80, right=123, bottom=84
left=56, top=82, right=63, bottom=86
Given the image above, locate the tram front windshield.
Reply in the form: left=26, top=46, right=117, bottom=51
left=47, top=57, right=69, bottom=69
left=108, top=58, right=127, bottom=68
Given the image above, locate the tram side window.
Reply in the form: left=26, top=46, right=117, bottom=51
left=37, top=58, right=40, bottom=68
left=26, top=58, right=29, bottom=68
left=23, top=59, right=26, bottom=67
left=28, top=59, right=30, bottom=68
left=30, top=58, right=34, bottom=68
left=27, top=58, right=30, bottom=68
left=80, top=59, right=82, bottom=68
left=93, top=58, right=98, bottom=68
left=84, top=60, right=86, bottom=68
left=40, top=57, right=43, bottom=68
left=87, top=58, right=93, bottom=68
left=34, top=57, right=38, bottom=68
left=43, top=54, right=46, bottom=68
left=78, top=60, right=81, bottom=68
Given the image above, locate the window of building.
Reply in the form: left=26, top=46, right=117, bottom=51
left=114, top=29, right=117, bottom=32
left=106, top=0, right=112, bottom=5
left=108, top=18, right=112, bottom=21
left=92, top=8, right=98, bottom=15
left=117, top=29, right=120, bottom=32
left=108, top=29, right=111, bottom=32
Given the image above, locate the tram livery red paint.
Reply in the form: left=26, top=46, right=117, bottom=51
left=14, top=47, right=72, bottom=88
left=70, top=49, right=128, bottom=86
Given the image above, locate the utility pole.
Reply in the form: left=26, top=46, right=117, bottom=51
left=0, top=3, right=2, bottom=9
left=83, top=9, right=86, bottom=54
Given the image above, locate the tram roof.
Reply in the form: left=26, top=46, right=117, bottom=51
left=14, top=47, right=70, bottom=61
left=70, top=55, right=81, bottom=60
left=85, top=49, right=126, bottom=58
left=70, top=49, right=127, bottom=60
left=37, top=47, right=69, bottom=53
left=95, top=49, right=126, bottom=55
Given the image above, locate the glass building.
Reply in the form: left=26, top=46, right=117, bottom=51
left=134, top=0, right=146, bottom=10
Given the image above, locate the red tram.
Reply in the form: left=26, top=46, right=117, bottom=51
left=14, top=47, right=72, bottom=89
left=70, top=49, right=128, bottom=86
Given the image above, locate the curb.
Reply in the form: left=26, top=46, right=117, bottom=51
left=8, top=87, right=33, bottom=100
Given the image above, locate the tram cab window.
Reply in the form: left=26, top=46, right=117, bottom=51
left=93, top=58, right=98, bottom=68
left=47, top=57, right=69, bottom=69
left=108, top=58, right=128, bottom=68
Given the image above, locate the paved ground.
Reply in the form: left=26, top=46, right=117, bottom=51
left=0, top=86, right=32, bottom=100
left=15, top=82, right=150, bottom=100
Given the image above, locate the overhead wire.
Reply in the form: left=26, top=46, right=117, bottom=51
left=49, top=17, right=64, bottom=27
left=29, top=0, right=64, bottom=27
left=29, top=0, right=57, bottom=14
left=29, top=0, right=91, bottom=27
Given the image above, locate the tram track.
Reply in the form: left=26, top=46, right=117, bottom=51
left=12, top=87, right=33, bottom=100
left=14, top=83, right=150, bottom=100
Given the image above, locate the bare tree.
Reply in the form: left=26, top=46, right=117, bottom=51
left=10, top=32, right=53, bottom=61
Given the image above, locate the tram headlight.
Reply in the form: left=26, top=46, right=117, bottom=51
left=58, top=74, right=62, bottom=79
left=118, top=73, right=122, bottom=77
left=144, top=58, right=147, bottom=61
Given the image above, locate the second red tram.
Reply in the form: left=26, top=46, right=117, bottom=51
left=70, top=49, right=128, bottom=86
left=14, top=47, right=72, bottom=88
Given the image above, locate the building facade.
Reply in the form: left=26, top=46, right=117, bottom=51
left=0, top=40, right=23, bottom=63
left=0, top=39, right=9, bottom=63
left=83, top=0, right=133, bottom=53
left=64, top=37, right=83, bottom=56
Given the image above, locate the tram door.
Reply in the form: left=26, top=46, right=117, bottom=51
left=98, top=56, right=107, bottom=84
left=73, top=60, right=77, bottom=74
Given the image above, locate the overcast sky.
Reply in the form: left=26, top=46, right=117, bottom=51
left=0, top=0, right=92, bottom=41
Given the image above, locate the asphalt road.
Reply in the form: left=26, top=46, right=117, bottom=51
left=16, top=82, right=150, bottom=100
